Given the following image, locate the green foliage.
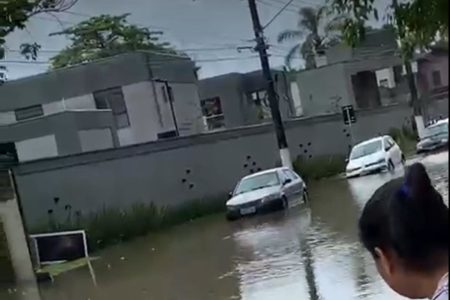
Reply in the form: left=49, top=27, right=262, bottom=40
left=49, top=14, right=178, bottom=69
left=0, top=0, right=78, bottom=59
left=329, top=0, right=448, bottom=58
left=277, top=6, right=344, bottom=69
left=293, top=155, right=346, bottom=182
left=31, top=197, right=226, bottom=251
left=388, top=126, right=418, bottom=156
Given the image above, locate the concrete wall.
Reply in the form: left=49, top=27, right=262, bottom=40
left=13, top=104, right=413, bottom=226
left=78, top=129, right=114, bottom=152
left=16, top=135, right=58, bottom=162
left=296, top=63, right=353, bottom=116
left=424, top=99, right=449, bottom=122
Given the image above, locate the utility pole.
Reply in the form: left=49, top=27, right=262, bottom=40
left=247, top=0, right=292, bottom=168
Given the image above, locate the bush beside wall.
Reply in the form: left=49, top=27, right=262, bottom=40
left=388, top=126, right=418, bottom=156
left=293, top=155, right=346, bottom=182
left=30, top=196, right=227, bottom=252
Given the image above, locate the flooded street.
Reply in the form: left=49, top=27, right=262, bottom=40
left=4, top=152, right=448, bottom=300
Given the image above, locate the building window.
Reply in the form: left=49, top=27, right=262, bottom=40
left=94, top=87, right=130, bottom=128
left=432, top=70, right=442, bottom=87
left=14, top=105, right=44, bottom=121
left=200, top=97, right=225, bottom=130
left=157, top=130, right=178, bottom=140
left=250, top=90, right=271, bottom=120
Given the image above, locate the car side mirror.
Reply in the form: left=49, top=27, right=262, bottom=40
left=283, top=178, right=292, bottom=185
left=228, top=192, right=233, bottom=199
left=345, top=158, right=349, bottom=163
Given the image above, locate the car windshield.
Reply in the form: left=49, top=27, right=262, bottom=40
left=350, top=140, right=382, bottom=159
left=425, top=123, right=448, bottom=138
left=234, top=172, right=280, bottom=195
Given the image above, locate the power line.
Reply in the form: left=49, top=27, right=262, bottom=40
left=5, top=45, right=255, bottom=54
left=263, top=0, right=297, bottom=29
left=256, top=0, right=298, bottom=14
left=58, top=10, right=252, bottom=44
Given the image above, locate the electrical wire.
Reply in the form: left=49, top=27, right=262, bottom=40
left=263, top=0, right=297, bottom=29
left=256, top=0, right=298, bottom=14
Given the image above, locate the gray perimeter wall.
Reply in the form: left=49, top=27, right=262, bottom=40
left=13, top=105, right=413, bottom=226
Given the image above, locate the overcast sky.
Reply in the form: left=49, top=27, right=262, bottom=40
left=4, top=0, right=384, bottom=80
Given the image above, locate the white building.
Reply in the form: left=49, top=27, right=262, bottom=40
left=0, top=52, right=205, bottom=163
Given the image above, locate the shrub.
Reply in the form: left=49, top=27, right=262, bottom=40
left=293, top=155, right=346, bottom=182
left=388, top=126, right=417, bottom=156
left=30, top=196, right=227, bottom=252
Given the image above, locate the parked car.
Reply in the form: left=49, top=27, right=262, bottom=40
left=416, top=118, right=448, bottom=154
left=226, top=167, right=308, bottom=221
left=346, top=136, right=405, bottom=178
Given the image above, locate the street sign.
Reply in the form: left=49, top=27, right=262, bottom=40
left=342, top=105, right=356, bottom=125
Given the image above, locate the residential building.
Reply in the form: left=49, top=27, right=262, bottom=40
left=198, top=70, right=298, bottom=130
left=416, top=44, right=449, bottom=122
left=293, top=28, right=418, bottom=116
left=0, top=52, right=204, bottom=163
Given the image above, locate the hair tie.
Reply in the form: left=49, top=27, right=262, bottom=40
left=397, top=183, right=410, bottom=198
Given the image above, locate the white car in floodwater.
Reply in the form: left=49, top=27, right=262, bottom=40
left=346, top=136, right=405, bottom=178
left=226, top=167, right=308, bottom=221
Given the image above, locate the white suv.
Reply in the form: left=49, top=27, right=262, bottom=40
left=346, top=136, right=405, bottom=178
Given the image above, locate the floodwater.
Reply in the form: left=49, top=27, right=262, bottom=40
left=3, top=152, right=448, bottom=300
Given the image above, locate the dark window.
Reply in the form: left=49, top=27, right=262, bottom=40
left=94, top=87, right=130, bottom=128
left=432, top=71, right=442, bottom=87
left=200, top=97, right=225, bottom=130
left=0, top=142, right=18, bottom=166
left=157, top=130, right=177, bottom=139
left=15, top=105, right=43, bottom=121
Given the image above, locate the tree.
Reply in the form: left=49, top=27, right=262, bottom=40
left=277, top=6, right=344, bottom=69
left=49, top=14, right=179, bottom=69
left=328, top=0, right=448, bottom=133
left=328, top=0, right=447, bottom=58
left=0, top=0, right=78, bottom=78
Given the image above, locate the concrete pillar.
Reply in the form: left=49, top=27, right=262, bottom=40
left=0, top=172, right=40, bottom=300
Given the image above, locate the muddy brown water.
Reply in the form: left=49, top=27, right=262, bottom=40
left=1, top=152, right=448, bottom=300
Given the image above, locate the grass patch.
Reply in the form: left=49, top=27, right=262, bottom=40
left=293, top=155, right=346, bottom=182
left=30, top=196, right=227, bottom=252
left=388, top=126, right=418, bottom=157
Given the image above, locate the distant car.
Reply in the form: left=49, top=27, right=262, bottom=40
left=346, top=136, right=405, bottom=178
left=416, top=118, right=448, bottom=154
left=226, top=167, right=308, bottom=221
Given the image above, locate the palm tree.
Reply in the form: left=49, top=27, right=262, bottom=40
left=277, top=6, right=344, bottom=69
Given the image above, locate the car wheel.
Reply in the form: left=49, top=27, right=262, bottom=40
left=226, top=212, right=238, bottom=221
left=388, top=159, right=395, bottom=171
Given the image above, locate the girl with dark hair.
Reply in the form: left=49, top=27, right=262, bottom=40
left=359, top=163, right=448, bottom=299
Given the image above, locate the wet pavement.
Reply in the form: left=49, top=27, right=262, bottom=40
left=2, top=152, right=448, bottom=300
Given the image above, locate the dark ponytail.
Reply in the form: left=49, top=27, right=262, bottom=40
left=359, top=163, right=448, bottom=271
